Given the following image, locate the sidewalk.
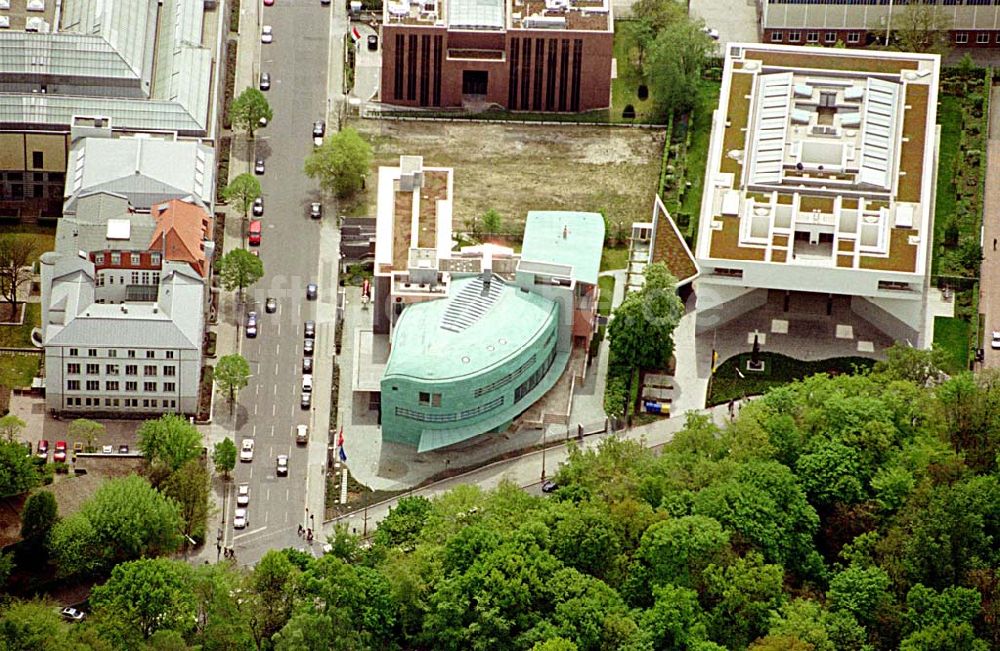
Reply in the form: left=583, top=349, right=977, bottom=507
left=980, top=85, right=1000, bottom=369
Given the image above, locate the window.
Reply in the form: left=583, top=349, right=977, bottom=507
left=432, top=394, right=441, bottom=407
left=67, top=363, right=80, bottom=374
left=144, top=382, right=157, bottom=392
left=788, top=31, right=801, bottom=42
left=95, top=253, right=105, bottom=264
left=125, top=398, right=138, bottom=407
left=88, top=349, right=97, bottom=357
left=126, top=381, right=138, bottom=392
left=825, top=32, right=836, bottom=43
left=111, top=252, right=121, bottom=265
left=144, top=365, right=157, bottom=376
left=69, top=348, right=78, bottom=356
left=141, top=272, right=150, bottom=285
left=847, top=32, right=860, bottom=44
left=956, top=33, right=969, bottom=44
left=86, top=364, right=99, bottom=374
left=419, top=392, right=430, bottom=405
left=146, top=350, right=155, bottom=359
left=164, top=366, right=176, bottom=377
left=151, top=253, right=160, bottom=265
left=96, top=275, right=105, bottom=288
left=713, top=268, right=744, bottom=279
left=130, top=253, right=141, bottom=266
left=131, top=272, right=139, bottom=284
left=106, top=364, right=118, bottom=375
left=106, top=381, right=119, bottom=391
left=806, top=32, right=819, bottom=43
left=770, top=31, right=783, bottom=42
left=31, top=151, right=43, bottom=168
left=125, top=365, right=138, bottom=376
left=164, top=382, right=176, bottom=392
left=996, top=34, right=1000, bottom=44
left=977, top=33, right=989, bottom=44
left=128, top=350, right=136, bottom=358
left=143, top=399, right=151, bottom=408
left=67, top=380, right=80, bottom=391
left=108, top=350, right=117, bottom=358
left=86, top=380, right=99, bottom=391
left=165, top=351, right=174, bottom=359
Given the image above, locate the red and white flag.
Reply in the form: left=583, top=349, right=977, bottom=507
left=350, top=26, right=361, bottom=44
left=337, top=427, right=344, bottom=448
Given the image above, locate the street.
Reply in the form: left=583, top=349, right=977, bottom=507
left=221, top=0, right=341, bottom=564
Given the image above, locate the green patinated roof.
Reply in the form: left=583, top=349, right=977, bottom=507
left=520, top=211, right=605, bottom=286
left=384, top=275, right=557, bottom=382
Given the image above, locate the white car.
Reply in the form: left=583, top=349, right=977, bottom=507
left=261, top=25, right=273, bottom=43
left=240, top=438, right=254, bottom=462
left=234, top=508, right=248, bottom=529
left=992, top=331, right=1000, bottom=349
left=296, top=424, right=308, bottom=445
left=701, top=26, right=720, bottom=40
left=276, top=455, right=288, bottom=476
left=302, top=374, right=313, bottom=393
left=237, top=483, right=250, bottom=507
left=60, top=607, right=85, bottom=622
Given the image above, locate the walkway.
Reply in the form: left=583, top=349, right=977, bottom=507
left=980, top=85, right=1000, bottom=368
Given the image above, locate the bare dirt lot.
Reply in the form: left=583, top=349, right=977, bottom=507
left=350, top=119, right=665, bottom=230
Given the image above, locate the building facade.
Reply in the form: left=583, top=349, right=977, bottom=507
left=694, top=44, right=940, bottom=347
left=380, top=0, right=612, bottom=112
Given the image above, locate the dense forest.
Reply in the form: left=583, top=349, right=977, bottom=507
left=1, top=346, right=998, bottom=650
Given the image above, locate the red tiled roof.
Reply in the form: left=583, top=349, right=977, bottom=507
left=149, top=199, right=212, bottom=277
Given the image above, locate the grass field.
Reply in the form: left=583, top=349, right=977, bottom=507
left=676, top=79, right=721, bottom=238
left=0, top=227, right=55, bottom=265
left=0, top=303, right=39, bottom=348
left=612, top=21, right=658, bottom=123
left=708, top=353, right=877, bottom=406
left=601, top=247, right=630, bottom=272
left=0, top=354, right=40, bottom=389
left=933, top=316, right=970, bottom=374
left=351, top=120, right=664, bottom=232
left=932, top=96, right=962, bottom=276
left=598, top=275, right=616, bottom=317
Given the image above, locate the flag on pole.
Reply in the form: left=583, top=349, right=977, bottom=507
left=339, top=446, right=348, bottom=462
left=337, top=427, right=344, bottom=448
left=350, top=26, right=361, bottom=44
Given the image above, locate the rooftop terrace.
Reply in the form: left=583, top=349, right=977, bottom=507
left=383, top=0, right=610, bottom=31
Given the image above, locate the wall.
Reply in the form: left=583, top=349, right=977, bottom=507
left=851, top=295, right=924, bottom=348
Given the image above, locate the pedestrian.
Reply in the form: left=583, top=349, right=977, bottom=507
left=994, top=238, right=997, bottom=251
left=728, top=399, right=735, bottom=419
left=297, top=524, right=303, bottom=537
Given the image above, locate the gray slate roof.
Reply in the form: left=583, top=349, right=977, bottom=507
left=55, top=193, right=158, bottom=257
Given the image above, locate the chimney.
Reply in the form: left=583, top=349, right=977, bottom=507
left=480, top=269, right=492, bottom=296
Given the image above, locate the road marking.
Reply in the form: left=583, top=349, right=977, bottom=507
left=255, top=385, right=259, bottom=396
left=286, top=488, right=290, bottom=501
left=249, top=465, right=253, bottom=479
left=252, top=424, right=257, bottom=436
left=272, top=403, right=276, bottom=416
left=284, top=511, right=289, bottom=523
left=265, top=511, right=270, bottom=524
left=276, top=343, right=280, bottom=356
left=298, top=303, right=302, bottom=317
left=275, top=363, right=279, bottom=375
left=254, top=403, right=258, bottom=415
left=277, top=321, right=281, bottom=335
left=270, top=425, right=275, bottom=438
left=268, top=445, right=273, bottom=458
left=273, top=384, right=277, bottom=396
left=267, top=487, right=271, bottom=501
left=233, top=526, right=267, bottom=540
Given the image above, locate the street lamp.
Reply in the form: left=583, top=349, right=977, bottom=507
left=540, top=427, right=547, bottom=481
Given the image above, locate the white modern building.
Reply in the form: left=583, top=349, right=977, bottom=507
left=694, top=44, right=940, bottom=347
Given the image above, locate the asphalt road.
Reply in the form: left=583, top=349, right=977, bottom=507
left=226, top=0, right=334, bottom=562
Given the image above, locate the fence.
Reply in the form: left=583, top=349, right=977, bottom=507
left=360, top=105, right=668, bottom=130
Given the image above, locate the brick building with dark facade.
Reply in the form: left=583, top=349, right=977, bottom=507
left=380, top=0, right=612, bottom=112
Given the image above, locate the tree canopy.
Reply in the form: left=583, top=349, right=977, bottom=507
left=221, top=173, right=262, bottom=221
left=304, top=127, right=372, bottom=198
left=214, top=354, right=251, bottom=407
left=0, top=439, right=39, bottom=498
left=213, top=437, right=237, bottom=479
left=217, top=248, right=264, bottom=298
left=229, top=87, right=273, bottom=140
left=136, top=414, right=203, bottom=475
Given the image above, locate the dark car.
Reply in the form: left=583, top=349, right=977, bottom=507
left=253, top=197, right=264, bottom=216
left=255, top=159, right=265, bottom=175
left=303, top=339, right=314, bottom=356
left=541, top=480, right=558, bottom=494
left=300, top=392, right=312, bottom=409
left=302, top=357, right=313, bottom=373
left=304, top=320, right=315, bottom=339
left=36, top=440, right=49, bottom=460
left=306, top=283, right=317, bottom=300
left=265, top=297, right=277, bottom=313
left=312, top=120, right=325, bottom=138
left=367, top=34, right=378, bottom=51
left=259, top=72, right=271, bottom=90
left=246, top=311, right=258, bottom=338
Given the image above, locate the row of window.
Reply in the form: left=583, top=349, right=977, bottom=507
left=473, top=354, right=537, bottom=398
left=767, top=1, right=1000, bottom=5
left=514, top=346, right=558, bottom=404
left=395, top=396, right=506, bottom=423
left=771, top=31, right=861, bottom=43
left=66, top=348, right=174, bottom=359
left=66, top=380, right=177, bottom=393
left=66, top=364, right=176, bottom=376
left=94, top=252, right=161, bottom=267
left=95, top=271, right=160, bottom=288
left=65, top=397, right=178, bottom=409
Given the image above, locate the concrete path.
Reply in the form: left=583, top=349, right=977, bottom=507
left=979, top=86, right=1000, bottom=369
left=350, top=22, right=381, bottom=103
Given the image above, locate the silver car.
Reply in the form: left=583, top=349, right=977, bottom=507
left=237, top=483, right=250, bottom=507
left=234, top=508, right=248, bottom=529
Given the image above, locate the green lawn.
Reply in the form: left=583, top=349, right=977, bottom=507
left=933, top=316, right=970, bottom=374
left=0, top=353, right=40, bottom=389
left=0, top=303, right=39, bottom=348
left=932, top=96, right=962, bottom=276
left=677, top=79, right=721, bottom=238
left=611, top=21, right=659, bottom=123
left=598, top=275, right=616, bottom=317
left=708, top=352, right=876, bottom=406
left=0, top=227, right=55, bottom=264
left=600, top=247, right=630, bottom=272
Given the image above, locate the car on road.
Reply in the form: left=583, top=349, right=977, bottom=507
left=102, top=444, right=113, bottom=454
left=53, top=441, right=67, bottom=463
left=266, top=297, right=277, bottom=313
left=302, top=357, right=313, bottom=373
left=253, top=197, right=264, bottom=216
left=261, top=25, right=273, bottom=43
left=237, top=483, right=250, bottom=507
left=60, top=607, right=85, bottom=622
left=993, top=331, right=1000, bottom=349
left=701, top=26, right=720, bottom=40
left=118, top=444, right=129, bottom=454
left=240, top=439, right=255, bottom=462
left=304, top=320, right=315, bottom=338
left=367, top=34, right=378, bottom=51
left=301, top=392, right=312, bottom=409
left=302, top=374, right=313, bottom=393
left=264, top=0, right=274, bottom=5
left=234, top=508, right=248, bottom=529
left=249, top=220, right=262, bottom=246
left=296, top=424, right=308, bottom=445
left=276, top=455, right=288, bottom=476
left=246, top=311, right=258, bottom=338
left=310, top=202, right=322, bottom=219
left=303, top=339, right=314, bottom=356
left=312, top=120, right=325, bottom=146
left=259, top=72, right=270, bottom=91
left=36, top=440, right=48, bottom=460
left=541, top=480, right=558, bottom=493
left=255, top=158, right=265, bottom=175
left=321, top=0, right=330, bottom=5
left=306, top=282, right=317, bottom=300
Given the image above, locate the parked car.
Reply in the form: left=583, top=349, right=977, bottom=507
left=118, top=444, right=129, bottom=454
left=255, top=159, right=266, bottom=175
left=302, top=374, right=313, bottom=393
left=304, top=320, right=315, bottom=338
left=240, top=438, right=255, bottom=462
left=237, top=483, right=250, bottom=507
left=261, top=25, right=273, bottom=43
left=701, top=26, right=720, bottom=40
left=306, top=282, right=317, bottom=300
left=303, top=339, right=315, bottom=356
left=276, top=455, right=288, bottom=476
left=992, top=331, right=1000, bottom=349
left=234, top=508, right=248, bottom=529
left=53, top=441, right=67, bottom=463
left=253, top=197, right=264, bottom=216
left=60, top=607, right=85, bottom=622
left=302, top=357, right=313, bottom=373
left=36, top=440, right=49, bottom=460
left=246, top=311, right=258, bottom=338
left=301, top=392, right=312, bottom=409
left=310, top=202, right=322, bottom=219
left=249, top=220, right=262, bottom=246
left=541, top=480, right=558, bottom=494
left=264, top=0, right=274, bottom=6
left=296, top=425, right=308, bottom=445
left=312, top=120, right=325, bottom=146
left=266, top=297, right=277, bottom=313
left=259, top=72, right=270, bottom=91
left=102, top=444, right=113, bottom=454
left=367, top=34, right=378, bottom=51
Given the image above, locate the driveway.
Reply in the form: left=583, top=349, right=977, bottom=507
left=689, top=0, right=759, bottom=47
left=350, top=22, right=380, bottom=103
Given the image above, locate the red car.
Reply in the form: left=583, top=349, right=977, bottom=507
left=53, top=441, right=67, bottom=463
left=249, top=220, right=262, bottom=246
left=264, top=0, right=274, bottom=5
left=36, top=440, right=49, bottom=460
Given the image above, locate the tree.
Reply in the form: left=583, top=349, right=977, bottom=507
left=67, top=417, right=105, bottom=452
left=481, top=209, right=503, bottom=236
left=0, top=413, right=25, bottom=441
left=216, top=248, right=264, bottom=301
left=828, top=564, right=893, bottom=628
left=49, top=475, right=183, bottom=575
left=304, top=127, right=372, bottom=198
left=213, top=437, right=237, bottom=479
left=221, top=173, right=262, bottom=223
left=137, top=414, right=203, bottom=474
left=0, top=440, right=40, bottom=497
left=20, top=490, right=58, bottom=542
left=703, top=552, right=787, bottom=650
left=162, top=458, right=210, bottom=544
left=91, top=558, right=197, bottom=646
left=873, top=343, right=947, bottom=387
left=638, top=583, right=708, bottom=650
left=0, top=234, right=36, bottom=313
left=635, top=515, right=730, bottom=589
left=214, top=354, right=251, bottom=409
left=0, top=601, right=78, bottom=650
left=229, top=87, right=273, bottom=141
left=372, top=495, right=433, bottom=549
left=646, top=21, right=714, bottom=119
left=243, top=550, right=301, bottom=649
left=892, top=4, right=953, bottom=55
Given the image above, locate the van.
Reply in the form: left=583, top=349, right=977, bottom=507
left=249, top=220, right=262, bottom=246
left=302, top=374, right=313, bottom=392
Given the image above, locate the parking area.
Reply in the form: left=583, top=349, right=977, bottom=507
left=351, top=21, right=381, bottom=103
left=689, top=0, right=760, bottom=48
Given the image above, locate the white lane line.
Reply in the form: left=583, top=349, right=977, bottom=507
left=255, top=385, right=259, bottom=396
left=270, top=425, right=275, bottom=438
left=252, top=424, right=257, bottom=436
left=268, top=445, right=273, bottom=458
left=272, top=403, right=276, bottom=416
left=276, top=343, right=280, bottom=356
left=233, top=525, right=267, bottom=540
left=273, top=384, right=277, bottom=396
left=275, top=363, right=279, bottom=375
left=265, top=511, right=270, bottom=524
left=254, top=403, right=258, bottom=415
left=277, top=321, right=281, bottom=336
left=249, top=465, right=254, bottom=479
left=298, top=303, right=302, bottom=317
left=266, top=487, right=271, bottom=501
left=286, top=488, right=290, bottom=501
left=284, top=511, right=289, bottom=523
